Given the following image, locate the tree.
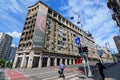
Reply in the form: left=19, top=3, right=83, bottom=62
left=0, top=58, right=6, bottom=67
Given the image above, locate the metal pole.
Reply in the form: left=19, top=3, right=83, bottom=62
left=86, top=54, right=92, bottom=77
left=83, top=56, right=87, bottom=77
left=80, top=18, right=87, bottom=77
left=80, top=15, right=92, bottom=78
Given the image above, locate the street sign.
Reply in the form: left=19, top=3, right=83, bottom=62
left=98, top=50, right=103, bottom=57
left=75, top=37, right=80, bottom=44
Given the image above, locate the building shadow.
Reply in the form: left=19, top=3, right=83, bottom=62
left=78, top=62, right=118, bottom=80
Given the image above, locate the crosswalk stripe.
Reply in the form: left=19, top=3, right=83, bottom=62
left=55, top=74, right=78, bottom=80
left=69, top=77, right=79, bottom=80
left=42, top=73, right=73, bottom=80
left=27, top=71, right=56, bottom=77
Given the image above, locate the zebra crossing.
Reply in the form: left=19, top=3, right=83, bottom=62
left=26, top=70, right=87, bottom=80
left=41, top=72, right=87, bottom=80
left=13, top=66, right=93, bottom=80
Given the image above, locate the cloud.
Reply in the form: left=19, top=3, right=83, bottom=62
left=11, top=44, right=18, bottom=47
left=7, top=31, right=21, bottom=38
left=59, top=0, right=119, bottom=52
left=0, top=0, right=23, bottom=14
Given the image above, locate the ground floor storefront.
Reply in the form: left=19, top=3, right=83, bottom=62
left=12, top=50, right=83, bottom=68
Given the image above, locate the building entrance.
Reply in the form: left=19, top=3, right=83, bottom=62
left=67, top=59, right=69, bottom=65
left=57, top=58, right=60, bottom=65
left=71, top=59, right=73, bottom=64
left=50, top=58, right=54, bottom=66
left=32, top=57, right=39, bottom=68
left=16, top=57, right=22, bottom=68
left=62, top=59, right=65, bottom=64
left=42, top=57, right=47, bottom=67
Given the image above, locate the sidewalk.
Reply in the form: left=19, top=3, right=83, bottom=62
left=93, top=62, right=118, bottom=80
left=6, top=70, right=29, bottom=80
left=0, top=68, right=5, bottom=80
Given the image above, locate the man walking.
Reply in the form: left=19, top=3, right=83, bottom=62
left=59, top=61, right=65, bottom=79
left=96, top=60, right=106, bottom=80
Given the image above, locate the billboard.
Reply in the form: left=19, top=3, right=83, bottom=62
left=33, top=8, right=47, bottom=48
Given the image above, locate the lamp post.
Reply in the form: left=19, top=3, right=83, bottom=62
left=70, top=13, right=92, bottom=77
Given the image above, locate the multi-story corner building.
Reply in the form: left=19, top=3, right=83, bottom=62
left=0, top=33, right=13, bottom=60
left=107, top=0, right=120, bottom=27
left=113, top=35, right=120, bottom=53
left=13, top=1, right=98, bottom=68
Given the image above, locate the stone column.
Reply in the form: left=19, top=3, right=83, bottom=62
left=12, top=53, right=19, bottom=68
left=69, top=59, right=72, bottom=65
left=47, top=56, right=50, bottom=67
left=60, top=58, right=62, bottom=64
left=54, top=57, right=57, bottom=66
left=21, top=53, right=26, bottom=68
left=27, top=51, right=34, bottom=68
left=73, top=59, right=75, bottom=64
left=65, top=59, right=67, bottom=65
left=38, top=54, right=42, bottom=68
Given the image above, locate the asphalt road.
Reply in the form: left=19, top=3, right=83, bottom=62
left=94, top=63, right=120, bottom=80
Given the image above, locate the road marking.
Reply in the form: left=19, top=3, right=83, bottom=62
left=69, top=77, right=79, bottom=80
left=42, top=73, right=73, bottom=80
left=55, top=74, right=78, bottom=80
left=27, top=71, right=56, bottom=77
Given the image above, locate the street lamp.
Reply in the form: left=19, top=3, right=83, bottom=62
left=70, top=13, right=80, bottom=24
left=70, top=13, right=92, bottom=77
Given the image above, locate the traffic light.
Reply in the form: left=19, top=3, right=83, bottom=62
left=78, top=47, right=82, bottom=53
left=84, top=47, right=88, bottom=52
left=78, top=47, right=88, bottom=55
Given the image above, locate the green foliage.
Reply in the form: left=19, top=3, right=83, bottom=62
left=0, top=58, right=6, bottom=67
left=6, top=60, right=12, bottom=68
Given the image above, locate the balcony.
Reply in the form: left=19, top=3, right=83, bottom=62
left=107, top=0, right=115, bottom=9
left=58, top=28, right=67, bottom=33
left=112, top=14, right=116, bottom=20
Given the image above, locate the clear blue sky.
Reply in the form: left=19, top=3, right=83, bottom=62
left=0, top=0, right=119, bottom=53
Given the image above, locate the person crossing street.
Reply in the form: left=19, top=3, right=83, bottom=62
left=59, top=61, right=65, bottom=79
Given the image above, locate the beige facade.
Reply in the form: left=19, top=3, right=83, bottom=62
left=13, top=1, right=98, bottom=68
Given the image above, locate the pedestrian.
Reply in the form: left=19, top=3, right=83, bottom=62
left=96, top=60, right=106, bottom=80
left=0, top=64, right=1, bottom=69
left=58, top=61, right=65, bottom=79
left=113, top=56, right=117, bottom=63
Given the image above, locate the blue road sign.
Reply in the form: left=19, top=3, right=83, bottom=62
left=75, top=37, right=80, bottom=44
left=98, top=50, right=103, bottom=57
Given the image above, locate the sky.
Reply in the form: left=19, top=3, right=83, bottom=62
left=0, top=0, right=119, bottom=53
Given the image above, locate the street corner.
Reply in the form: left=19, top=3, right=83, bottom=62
left=6, top=70, right=29, bottom=80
